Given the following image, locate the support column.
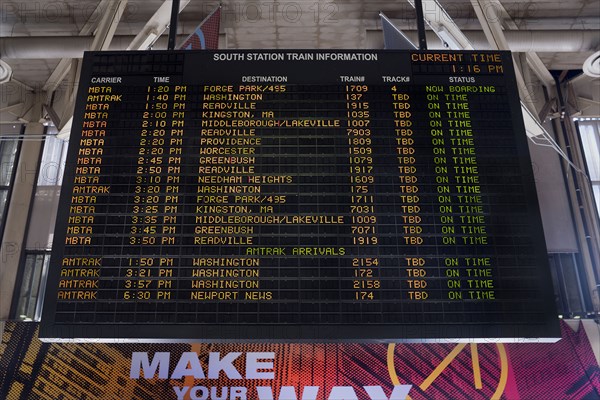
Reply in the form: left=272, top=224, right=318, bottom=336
left=552, top=87, right=600, bottom=312
left=0, top=122, right=44, bottom=320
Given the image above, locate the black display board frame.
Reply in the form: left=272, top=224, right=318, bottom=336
left=40, top=50, right=560, bottom=342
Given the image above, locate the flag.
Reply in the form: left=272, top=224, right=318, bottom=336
left=380, top=12, right=417, bottom=50
left=179, top=6, right=221, bottom=50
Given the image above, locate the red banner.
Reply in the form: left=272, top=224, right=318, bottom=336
left=179, top=7, right=221, bottom=50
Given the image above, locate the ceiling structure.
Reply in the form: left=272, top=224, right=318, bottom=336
left=0, top=0, right=598, bottom=131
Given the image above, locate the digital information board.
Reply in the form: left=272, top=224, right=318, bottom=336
left=40, top=50, right=560, bottom=342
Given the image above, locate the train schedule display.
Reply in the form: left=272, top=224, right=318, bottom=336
left=40, top=50, right=560, bottom=342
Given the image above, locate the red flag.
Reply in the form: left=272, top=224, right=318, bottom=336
left=178, top=6, right=221, bottom=50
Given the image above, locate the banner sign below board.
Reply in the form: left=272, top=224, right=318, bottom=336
left=1, top=321, right=599, bottom=399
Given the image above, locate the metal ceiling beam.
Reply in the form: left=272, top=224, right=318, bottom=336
left=4, top=30, right=597, bottom=58
left=43, top=0, right=113, bottom=94
left=525, top=54, right=555, bottom=88
left=56, top=0, right=130, bottom=114
left=42, top=0, right=128, bottom=129
left=56, top=0, right=191, bottom=138
left=127, top=0, right=191, bottom=50
left=57, top=58, right=81, bottom=130
left=53, top=0, right=129, bottom=134
left=575, top=97, right=600, bottom=117
left=0, top=102, right=25, bottom=113
left=480, top=0, right=554, bottom=87
left=0, top=80, right=34, bottom=124
left=405, top=0, right=474, bottom=50
left=91, top=0, right=130, bottom=51
left=470, top=0, right=509, bottom=50
left=469, top=0, right=544, bottom=136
